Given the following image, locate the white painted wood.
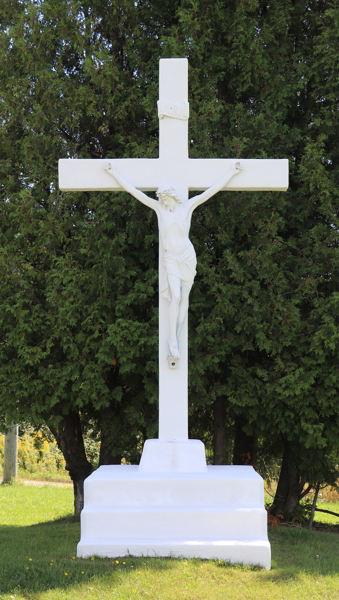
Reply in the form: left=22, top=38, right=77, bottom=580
left=159, top=58, right=189, bottom=162
left=61, top=58, right=286, bottom=568
left=59, top=157, right=288, bottom=192
left=3, top=424, right=18, bottom=483
left=157, top=60, right=189, bottom=440
left=58, top=59, right=288, bottom=443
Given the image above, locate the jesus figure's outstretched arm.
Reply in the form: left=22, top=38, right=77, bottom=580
left=187, top=161, right=243, bottom=211
left=104, top=162, right=159, bottom=213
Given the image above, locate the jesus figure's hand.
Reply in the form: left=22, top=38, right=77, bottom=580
left=104, top=161, right=112, bottom=172
left=233, top=161, right=244, bottom=174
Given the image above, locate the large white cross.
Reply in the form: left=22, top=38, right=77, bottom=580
left=59, top=58, right=288, bottom=443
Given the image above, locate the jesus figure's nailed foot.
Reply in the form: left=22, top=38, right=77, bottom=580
left=168, top=338, right=180, bottom=359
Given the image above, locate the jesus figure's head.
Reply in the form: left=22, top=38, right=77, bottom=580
left=156, top=185, right=182, bottom=207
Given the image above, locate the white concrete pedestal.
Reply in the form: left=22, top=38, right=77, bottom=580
left=60, top=58, right=279, bottom=571
left=139, top=439, right=207, bottom=473
left=77, top=441, right=271, bottom=569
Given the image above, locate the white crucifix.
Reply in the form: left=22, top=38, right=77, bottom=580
left=59, top=58, right=288, bottom=446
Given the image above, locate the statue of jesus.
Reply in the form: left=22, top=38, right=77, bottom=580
left=104, top=161, right=243, bottom=359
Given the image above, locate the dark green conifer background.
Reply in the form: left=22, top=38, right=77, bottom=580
left=1, top=0, right=338, bottom=514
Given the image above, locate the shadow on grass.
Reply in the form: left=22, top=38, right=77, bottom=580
left=33, top=514, right=80, bottom=526
left=265, top=526, right=339, bottom=577
left=0, top=519, right=175, bottom=596
left=0, top=519, right=338, bottom=596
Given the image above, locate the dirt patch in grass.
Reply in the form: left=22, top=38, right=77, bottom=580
left=20, top=478, right=72, bottom=487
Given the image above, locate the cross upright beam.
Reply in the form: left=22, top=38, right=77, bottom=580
left=159, top=58, right=188, bottom=162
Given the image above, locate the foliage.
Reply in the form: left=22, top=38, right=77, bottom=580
left=266, top=497, right=339, bottom=529
left=0, top=429, right=67, bottom=480
left=0, top=426, right=102, bottom=482
left=0, top=0, right=160, bottom=463
left=0, top=0, right=339, bottom=512
left=18, top=432, right=65, bottom=475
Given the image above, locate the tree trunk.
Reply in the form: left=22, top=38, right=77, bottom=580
left=309, top=482, right=321, bottom=528
left=3, top=424, right=18, bottom=483
left=99, top=440, right=121, bottom=466
left=270, top=438, right=310, bottom=520
left=270, top=441, right=290, bottom=517
left=233, top=416, right=257, bottom=466
left=49, top=411, right=92, bottom=515
left=213, top=397, right=227, bottom=465
left=99, top=403, right=122, bottom=466
left=73, top=478, right=86, bottom=516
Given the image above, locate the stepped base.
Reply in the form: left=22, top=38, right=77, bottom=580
left=77, top=463, right=271, bottom=569
left=77, top=539, right=271, bottom=568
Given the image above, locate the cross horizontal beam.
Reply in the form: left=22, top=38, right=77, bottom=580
left=59, top=158, right=289, bottom=193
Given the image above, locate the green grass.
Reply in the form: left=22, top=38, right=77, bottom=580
left=0, top=483, right=338, bottom=600
left=313, top=501, right=339, bottom=526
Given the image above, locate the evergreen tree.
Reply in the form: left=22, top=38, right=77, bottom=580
left=1, top=0, right=338, bottom=515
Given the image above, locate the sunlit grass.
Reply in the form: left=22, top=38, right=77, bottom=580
left=0, top=483, right=338, bottom=600
left=0, top=482, right=73, bottom=526
left=313, top=501, right=339, bottom=526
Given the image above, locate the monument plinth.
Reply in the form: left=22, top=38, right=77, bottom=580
left=77, top=465, right=270, bottom=568
left=60, top=58, right=288, bottom=569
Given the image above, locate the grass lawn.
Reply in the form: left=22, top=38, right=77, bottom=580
left=313, top=501, right=339, bottom=526
left=0, top=483, right=338, bottom=600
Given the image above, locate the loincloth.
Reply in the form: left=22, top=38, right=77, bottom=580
left=161, top=246, right=197, bottom=300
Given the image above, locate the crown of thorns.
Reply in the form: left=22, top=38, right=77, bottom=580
left=156, top=185, right=182, bottom=203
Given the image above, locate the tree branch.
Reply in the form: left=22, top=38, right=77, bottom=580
left=315, top=508, right=339, bottom=518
